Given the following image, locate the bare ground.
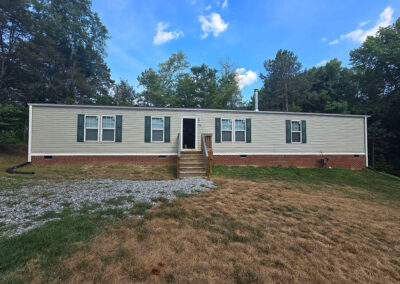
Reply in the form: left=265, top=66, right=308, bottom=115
left=27, top=178, right=400, bottom=283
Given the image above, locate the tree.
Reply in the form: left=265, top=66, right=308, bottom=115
left=0, top=0, right=34, bottom=104
left=217, top=57, right=242, bottom=108
left=350, top=18, right=400, bottom=173
left=138, top=51, right=189, bottom=106
left=113, top=79, right=136, bottom=105
left=260, top=49, right=302, bottom=111
left=0, top=0, right=112, bottom=105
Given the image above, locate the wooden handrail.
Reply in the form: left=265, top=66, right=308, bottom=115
left=177, top=133, right=181, bottom=178
left=177, top=133, right=181, bottom=158
left=201, top=134, right=211, bottom=177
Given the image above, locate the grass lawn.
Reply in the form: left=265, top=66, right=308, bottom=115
left=1, top=147, right=400, bottom=283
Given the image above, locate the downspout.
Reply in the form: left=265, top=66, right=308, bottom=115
left=364, top=116, right=368, bottom=168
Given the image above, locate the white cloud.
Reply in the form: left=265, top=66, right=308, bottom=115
left=153, top=22, right=183, bottom=45
left=359, top=20, right=371, bottom=27
left=199, top=13, right=229, bottom=39
left=328, top=39, right=339, bottom=45
left=205, top=5, right=212, bottom=10
left=235, top=68, right=257, bottom=90
left=222, top=0, right=228, bottom=9
left=316, top=59, right=328, bottom=67
left=321, top=37, right=327, bottom=42
left=329, top=6, right=394, bottom=45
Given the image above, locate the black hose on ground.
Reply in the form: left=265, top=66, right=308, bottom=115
left=6, top=162, right=35, bottom=175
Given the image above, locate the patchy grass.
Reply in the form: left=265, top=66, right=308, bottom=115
left=213, top=165, right=400, bottom=207
left=0, top=147, right=175, bottom=180
left=28, top=177, right=397, bottom=283
left=0, top=210, right=120, bottom=282
left=130, top=202, right=153, bottom=215
left=1, top=149, right=400, bottom=283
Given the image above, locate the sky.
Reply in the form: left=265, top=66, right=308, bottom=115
left=91, top=0, right=400, bottom=101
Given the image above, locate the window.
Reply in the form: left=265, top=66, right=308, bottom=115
left=235, top=120, right=246, bottom=142
left=152, top=117, right=164, bottom=142
left=221, top=119, right=232, bottom=142
left=85, top=115, right=99, bottom=141
left=102, top=116, right=115, bottom=141
left=291, top=120, right=301, bottom=143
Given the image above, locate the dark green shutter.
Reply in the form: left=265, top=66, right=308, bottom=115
left=164, top=116, right=170, bottom=142
left=246, top=118, right=251, bottom=143
left=285, top=120, right=291, bottom=143
left=215, top=118, right=221, bottom=143
left=145, top=116, right=151, bottom=143
left=115, top=115, right=122, bottom=142
left=301, top=120, right=307, bottom=143
left=77, top=114, right=84, bottom=142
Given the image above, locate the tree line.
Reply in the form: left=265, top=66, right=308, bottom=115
left=1, top=0, right=399, bottom=175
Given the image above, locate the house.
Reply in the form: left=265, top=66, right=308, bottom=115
left=28, top=102, right=369, bottom=177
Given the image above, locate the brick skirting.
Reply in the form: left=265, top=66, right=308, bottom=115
left=212, top=154, right=366, bottom=169
left=32, top=154, right=365, bottom=169
left=31, top=155, right=177, bottom=166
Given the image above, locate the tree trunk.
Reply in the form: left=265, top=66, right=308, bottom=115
left=284, top=80, right=288, bottom=112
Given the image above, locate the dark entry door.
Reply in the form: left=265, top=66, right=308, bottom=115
left=182, top=118, right=196, bottom=149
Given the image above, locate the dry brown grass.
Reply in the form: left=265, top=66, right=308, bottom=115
left=0, top=146, right=175, bottom=180
left=28, top=178, right=400, bottom=283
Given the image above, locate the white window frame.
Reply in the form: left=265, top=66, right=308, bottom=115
left=84, top=115, right=99, bottom=142
left=234, top=119, right=246, bottom=142
left=101, top=115, right=116, bottom=142
left=291, top=120, right=302, bottom=143
left=221, top=118, right=233, bottom=143
left=151, top=117, right=164, bottom=143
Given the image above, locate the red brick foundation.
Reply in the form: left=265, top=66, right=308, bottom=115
left=32, top=154, right=366, bottom=169
left=31, top=155, right=177, bottom=166
left=212, top=154, right=366, bottom=169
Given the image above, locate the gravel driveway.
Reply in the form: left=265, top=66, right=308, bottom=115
left=0, top=178, right=214, bottom=237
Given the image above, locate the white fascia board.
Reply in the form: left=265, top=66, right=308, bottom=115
left=27, top=103, right=371, bottom=119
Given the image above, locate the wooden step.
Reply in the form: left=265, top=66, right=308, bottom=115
left=180, top=162, right=204, bottom=167
left=180, top=169, right=206, bottom=174
left=180, top=156, right=203, bottom=160
left=180, top=173, right=207, bottom=178
left=180, top=166, right=205, bottom=171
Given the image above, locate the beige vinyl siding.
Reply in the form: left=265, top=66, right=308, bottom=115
left=31, top=105, right=365, bottom=155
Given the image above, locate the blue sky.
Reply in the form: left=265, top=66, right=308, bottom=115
left=92, top=0, right=400, bottom=101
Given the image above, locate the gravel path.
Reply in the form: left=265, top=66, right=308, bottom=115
left=0, top=178, right=214, bottom=237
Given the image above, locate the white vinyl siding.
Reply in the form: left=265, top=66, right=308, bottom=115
left=31, top=106, right=366, bottom=155
left=151, top=117, right=164, bottom=142
left=85, top=115, right=99, bottom=141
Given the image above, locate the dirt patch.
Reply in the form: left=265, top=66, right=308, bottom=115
left=40, top=178, right=400, bottom=283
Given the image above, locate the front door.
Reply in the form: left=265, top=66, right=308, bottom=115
left=182, top=118, right=196, bottom=149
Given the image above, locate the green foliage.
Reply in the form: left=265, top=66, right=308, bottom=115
left=260, top=49, right=302, bottom=112
left=113, top=79, right=137, bottom=105
left=0, top=0, right=112, bottom=105
left=138, top=52, right=241, bottom=108
left=0, top=104, right=28, bottom=143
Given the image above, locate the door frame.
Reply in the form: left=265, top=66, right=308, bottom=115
left=181, top=117, right=197, bottom=151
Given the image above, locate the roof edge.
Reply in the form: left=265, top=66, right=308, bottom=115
left=28, top=103, right=371, bottom=118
